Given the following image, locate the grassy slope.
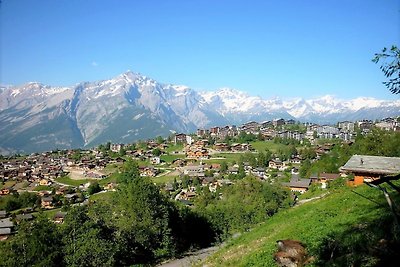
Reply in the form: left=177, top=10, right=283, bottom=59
left=203, top=182, right=400, bottom=266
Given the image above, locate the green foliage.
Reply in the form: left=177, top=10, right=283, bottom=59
left=0, top=214, right=63, bottom=266
left=372, top=45, right=400, bottom=94
left=118, top=159, right=140, bottom=183
left=87, top=181, right=102, bottom=195
left=195, top=177, right=291, bottom=235
left=0, top=192, right=38, bottom=212
left=220, top=161, right=228, bottom=173
left=152, top=147, right=162, bottom=156
left=62, top=206, right=115, bottom=267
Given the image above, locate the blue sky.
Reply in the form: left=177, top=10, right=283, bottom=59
left=1, top=0, right=399, bottom=99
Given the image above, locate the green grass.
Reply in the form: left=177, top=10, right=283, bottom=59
left=56, top=176, right=95, bottom=187
left=202, top=182, right=400, bottom=266
left=1, top=181, right=16, bottom=189
left=206, top=153, right=243, bottom=164
left=98, top=172, right=120, bottom=186
left=250, top=141, right=288, bottom=153
left=89, top=191, right=114, bottom=203
left=165, top=144, right=184, bottom=153
left=43, top=208, right=62, bottom=219
left=152, top=175, right=178, bottom=185
left=33, top=185, right=52, bottom=191
left=160, top=154, right=184, bottom=163
left=102, top=163, right=123, bottom=174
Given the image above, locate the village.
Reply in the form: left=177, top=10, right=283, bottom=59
left=1, top=116, right=400, bottom=240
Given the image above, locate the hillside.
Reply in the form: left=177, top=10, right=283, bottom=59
left=202, top=182, right=400, bottom=266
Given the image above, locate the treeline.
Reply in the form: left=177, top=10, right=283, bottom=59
left=0, top=161, right=291, bottom=266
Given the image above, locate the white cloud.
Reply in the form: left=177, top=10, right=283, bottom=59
left=91, top=61, right=98, bottom=67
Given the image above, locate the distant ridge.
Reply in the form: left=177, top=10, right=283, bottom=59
left=1, top=71, right=399, bottom=154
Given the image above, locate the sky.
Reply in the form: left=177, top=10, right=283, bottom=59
left=1, top=0, right=399, bottom=100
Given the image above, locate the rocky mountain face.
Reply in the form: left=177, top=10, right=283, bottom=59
left=1, top=71, right=399, bottom=154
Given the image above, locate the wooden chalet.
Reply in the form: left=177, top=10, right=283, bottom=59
left=340, top=155, right=400, bottom=186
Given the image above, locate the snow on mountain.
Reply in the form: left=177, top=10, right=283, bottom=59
left=1, top=71, right=399, bottom=154
left=200, top=89, right=400, bottom=123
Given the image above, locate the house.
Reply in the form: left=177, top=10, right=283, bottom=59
left=269, top=159, right=284, bottom=169
left=105, top=183, right=116, bottom=191
left=139, top=166, right=158, bottom=177
left=53, top=212, right=66, bottom=224
left=319, top=172, right=340, bottom=188
left=186, top=147, right=209, bottom=159
left=282, top=175, right=311, bottom=194
left=228, top=166, right=239, bottom=175
left=289, top=156, right=302, bottom=164
left=110, top=143, right=124, bottom=153
left=340, top=155, right=400, bottom=186
left=41, top=196, right=54, bottom=209
left=273, top=118, right=285, bottom=127
left=39, top=178, right=51, bottom=186
left=252, top=167, right=266, bottom=179
left=182, top=165, right=204, bottom=177
left=150, top=157, right=161, bottom=165
left=174, top=133, right=187, bottom=144
left=214, top=143, right=230, bottom=151
left=0, top=187, right=11, bottom=195
left=0, top=218, right=14, bottom=241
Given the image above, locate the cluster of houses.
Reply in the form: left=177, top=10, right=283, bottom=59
left=193, top=117, right=399, bottom=144
left=0, top=150, right=118, bottom=194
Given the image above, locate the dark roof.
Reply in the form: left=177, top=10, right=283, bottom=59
left=0, top=218, right=14, bottom=228
left=16, top=214, right=34, bottom=221
left=340, top=155, right=400, bottom=175
left=283, top=177, right=311, bottom=188
left=319, top=173, right=340, bottom=180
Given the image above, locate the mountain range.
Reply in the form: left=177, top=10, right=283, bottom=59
left=1, top=71, right=399, bottom=154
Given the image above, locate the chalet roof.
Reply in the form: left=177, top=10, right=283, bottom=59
left=0, top=228, right=12, bottom=235
left=319, top=172, right=340, bottom=180
left=0, top=218, right=14, bottom=228
left=340, top=155, right=400, bottom=175
left=283, top=177, right=311, bottom=188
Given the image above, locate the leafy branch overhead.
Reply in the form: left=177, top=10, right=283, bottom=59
left=373, top=45, right=400, bottom=94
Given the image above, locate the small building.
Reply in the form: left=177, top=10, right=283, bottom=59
left=340, top=155, right=400, bottom=186
left=174, top=133, right=187, bottom=144
left=53, top=212, right=66, bottom=224
left=282, top=176, right=311, bottom=194
left=0, top=218, right=14, bottom=241
left=41, top=196, right=54, bottom=209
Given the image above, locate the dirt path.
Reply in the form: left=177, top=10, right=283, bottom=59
left=157, top=245, right=223, bottom=267
left=295, top=193, right=329, bottom=206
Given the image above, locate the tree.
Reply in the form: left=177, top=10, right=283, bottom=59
left=112, top=177, right=173, bottom=263
left=63, top=206, right=115, bottom=267
left=220, top=161, right=228, bottom=174
left=152, top=148, right=162, bottom=156
left=373, top=45, right=400, bottom=94
left=118, top=159, right=140, bottom=183
left=88, top=182, right=102, bottom=195
left=2, top=214, right=63, bottom=266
